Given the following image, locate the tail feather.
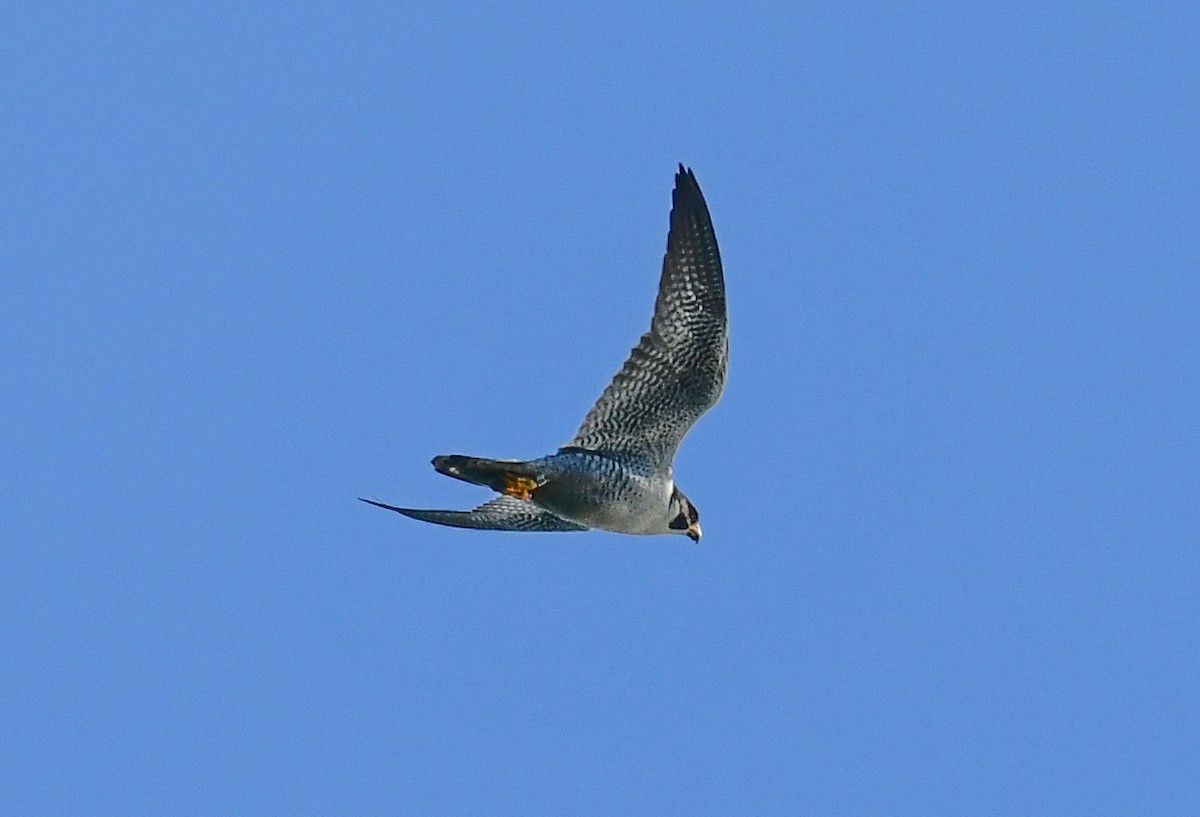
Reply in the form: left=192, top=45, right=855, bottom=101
left=432, top=455, right=543, bottom=499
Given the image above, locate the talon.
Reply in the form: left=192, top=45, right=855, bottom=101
left=501, top=474, right=540, bottom=500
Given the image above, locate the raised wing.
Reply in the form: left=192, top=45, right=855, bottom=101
left=359, top=495, right=589, bottom=532
left=568, top=165, right=727, bottom=464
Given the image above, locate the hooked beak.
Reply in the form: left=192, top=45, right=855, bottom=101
left=686, top=522, right=702, bottom=542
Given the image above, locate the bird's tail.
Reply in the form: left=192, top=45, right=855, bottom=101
left=432, top=455, right=544, bottom=500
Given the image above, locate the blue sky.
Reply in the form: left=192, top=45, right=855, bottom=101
left=3, top=2, right=1198, bottom=814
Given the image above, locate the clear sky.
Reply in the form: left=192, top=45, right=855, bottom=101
left=3, top=2, right=1197, bottom=815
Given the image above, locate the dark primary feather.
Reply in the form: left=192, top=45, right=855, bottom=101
left=357, top=496, right=588, bottom=532
left=568, top=165, right=727, bottom=464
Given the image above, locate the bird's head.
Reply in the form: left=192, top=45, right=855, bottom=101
left=667, top=487, right=702, bottom=542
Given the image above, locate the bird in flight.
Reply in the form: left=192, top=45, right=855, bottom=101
left=362, top=165, right=727, bottom=542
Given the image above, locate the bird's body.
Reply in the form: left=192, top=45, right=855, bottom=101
left=509, top=448, right=674, bottom=535
left=362, top=165, right=726, bottom=542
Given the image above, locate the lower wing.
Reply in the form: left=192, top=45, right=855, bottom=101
left=359, top=495, right=589, bottom=532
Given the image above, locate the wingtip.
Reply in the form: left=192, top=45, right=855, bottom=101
left=670, top=164, right=709, bottom=222
left=673, top=164, right=704, bottom=200
left=359, top=496, right=404, bottom=513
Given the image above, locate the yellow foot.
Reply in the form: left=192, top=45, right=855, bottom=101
left=500, top=473, right=540, bottom=501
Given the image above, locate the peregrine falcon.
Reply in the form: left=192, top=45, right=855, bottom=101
left=362, top=165, right=726, bottom=542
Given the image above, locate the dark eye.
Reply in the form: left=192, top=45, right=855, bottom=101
left=668, top=513, right=690, bottom=531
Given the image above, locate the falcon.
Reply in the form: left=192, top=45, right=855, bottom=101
left=362, top=165, right=727, bottom=541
